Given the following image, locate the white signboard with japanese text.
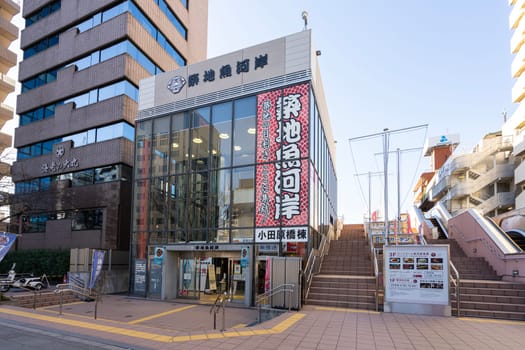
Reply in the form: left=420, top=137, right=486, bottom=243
left=384, top=245, right=449, bottom=306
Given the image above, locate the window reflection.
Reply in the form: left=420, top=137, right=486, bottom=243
left=170, top=112, right=190, bottom=174
left=233, top=97, right=256, bottom=166
left=168, top=174, right=187, bottom=233
left=232, top=166, right=254, bottom=228
left=211, top=102, right=232, bottom=168
left=191, top=107, right=210, bottom=172
left=152, top=116, right=170, bottom=176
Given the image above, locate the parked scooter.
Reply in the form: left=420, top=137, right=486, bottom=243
left=0, top=263, right=48, bottom=292
left=0, top=263, right=16, bottom=292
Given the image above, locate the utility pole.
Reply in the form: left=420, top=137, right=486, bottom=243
left=354, top=171, right=383, bottom=228
left=350, top=124, right=427, bottom=246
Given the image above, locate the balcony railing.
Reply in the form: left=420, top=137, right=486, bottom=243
left=510, top=0, right=525, bottom=31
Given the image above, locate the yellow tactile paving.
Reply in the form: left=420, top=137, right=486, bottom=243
left=127, top=304, right=196, bottom=324
left=0, top=307, right=305, bottom=343
left=0, top=307, right=172, bottom=342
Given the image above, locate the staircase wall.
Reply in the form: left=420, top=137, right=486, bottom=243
left=449, top=210, right=525, bottom=283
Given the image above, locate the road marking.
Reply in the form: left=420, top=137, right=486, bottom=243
left=127, top=304, right=196, bottom=324
left=0, top=307, right=305, bottom=343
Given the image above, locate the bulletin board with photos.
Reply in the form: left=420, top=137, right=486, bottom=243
left=384, top=245, right=449, bottom=305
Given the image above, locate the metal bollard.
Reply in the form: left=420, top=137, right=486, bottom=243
left=221, top=304, right=225, bottom=332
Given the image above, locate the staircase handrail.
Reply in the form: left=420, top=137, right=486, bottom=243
left=449, top=261, right=460, bottom=317
left=372, top=247, right=382, bottom=311
left=210, top=292, right=230, bottom=331
left=256, top=283, right=295, bottom=323
left=55, top=283, right=95, bottom=299
left=303, top=233, right=331, bottom=301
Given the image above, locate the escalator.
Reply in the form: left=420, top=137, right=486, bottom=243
left=505, top=229, right=525, bottom=250
left=429, top=217, right=448, bottom=239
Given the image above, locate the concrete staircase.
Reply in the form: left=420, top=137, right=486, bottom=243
left=306, top=224, right=379, bottom=310
left=8, top=290, right=81, bottom=308
left=428, top=238, right=525, bottom=320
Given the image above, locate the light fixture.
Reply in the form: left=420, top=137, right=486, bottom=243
left=192, top=137, right=203, bottom=144
left=247, top=128, right=256, bottom=135
left=212, top=149, right=217, bottom=155
left=172, top=142, right=179, bottom=148
left=234, top=145, right=242, bottom=151
left=219, top=133, right=230, bottom=139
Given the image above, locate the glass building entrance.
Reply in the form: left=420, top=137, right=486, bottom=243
left=176, top=253, right=248, bottom=305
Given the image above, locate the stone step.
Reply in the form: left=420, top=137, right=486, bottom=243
left=306, top=298, right=376, bottom=310
left=453, top=300, right=525, bottom=313
left=452, top=307, right=525, bottom=321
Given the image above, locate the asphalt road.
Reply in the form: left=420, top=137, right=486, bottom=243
left=0, top=319, right=147, bottom=350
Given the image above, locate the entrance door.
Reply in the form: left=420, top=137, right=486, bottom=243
left=229, top=258, right=245, bottom=304
left=178, top=257, right=200, bottom=299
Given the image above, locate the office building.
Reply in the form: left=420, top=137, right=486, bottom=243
left=11, top=0, right=207, bottom=262
left=0, top=0, right=19, bottom=230
left=131, top=30, right=337, bottom=306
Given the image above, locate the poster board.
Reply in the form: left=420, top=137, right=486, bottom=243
left=384, top=245, right=449, bottom=308
left=208, top=264, right=217, bottom=291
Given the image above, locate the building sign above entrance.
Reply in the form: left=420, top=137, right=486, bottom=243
left=194, top=244, right=220, bottom=251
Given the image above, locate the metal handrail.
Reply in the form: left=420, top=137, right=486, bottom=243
left=449, top=261, right=460, bottom=317
left=210, top=292, right=229, bottom=331
left=256, top=283, right=295, bottom=323
left=372, top=247, right=381, bottom=311
left=55, top=283, right=98, bottom=318
left=304, top=233, right=331, bottom=300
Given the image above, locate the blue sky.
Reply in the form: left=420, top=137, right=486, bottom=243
left=207, top=1, right=514, bottom=223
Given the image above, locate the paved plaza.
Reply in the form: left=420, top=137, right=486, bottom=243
left=0, top=295, right=524, bottom=349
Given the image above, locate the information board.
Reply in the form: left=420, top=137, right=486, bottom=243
left=384, top=245, right=449, bottom=305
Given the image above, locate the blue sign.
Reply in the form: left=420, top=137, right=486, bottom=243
left=89, top=250, right=105, bottom=289
left=0, top=233, right=16, bottom=263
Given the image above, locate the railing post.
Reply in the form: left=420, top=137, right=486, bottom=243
left=59, top=292, right=63, bottom=316
left=221, top=304, right=226, bottom=332
left=94, top=294, right=98, bottom=320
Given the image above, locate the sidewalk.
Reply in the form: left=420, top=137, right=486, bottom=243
left=0, top=294, right=524, bottom=349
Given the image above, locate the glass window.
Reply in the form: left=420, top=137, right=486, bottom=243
left=63, top=131, right=88, bottom=147
left=232, top=229, right=253, bottom=243
left=170, top=112, right=190, bottom=174
left=233, top=97, right=256, bottom=166
left=190, top=107, right=210, bottom=172
left=135, top=120, right=152, bottom=179
left=168, top=174, right=187, bottom=233
left=209, top=169, right=231, bottom=230
left=149, top=177, right=169, bottom=232
left=231, top=166, right=254, bottom=228
left=72, top=169, right=94, bottom=186
left=211, top=102, right=232, bottom=169
left=152, top=116, right=170, bottom=176
left=95, top=165, right=119, bottom=183
left=188, top=171, right=208, bottom=232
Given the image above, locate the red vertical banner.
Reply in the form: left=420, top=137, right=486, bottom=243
left=255, top=83, right=310, bottom=234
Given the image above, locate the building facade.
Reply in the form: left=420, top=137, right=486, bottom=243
left=11, top=0, right=207, bottom=254
left=131, top=30, right=337, bottom=306
left=507, top=0, right=525, bottom=209
left=0, top=0, right=19, bottom=229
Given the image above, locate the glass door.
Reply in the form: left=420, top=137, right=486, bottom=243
left=229, top=258, right=245, bottom=303
left=178, top=256, right=200, bottom=299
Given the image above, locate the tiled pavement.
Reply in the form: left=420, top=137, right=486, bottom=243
left=0, top=295, right=525, bottom=349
